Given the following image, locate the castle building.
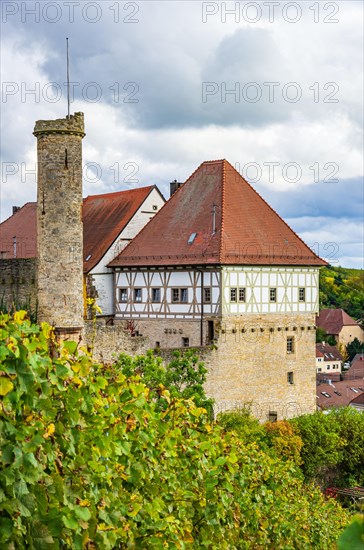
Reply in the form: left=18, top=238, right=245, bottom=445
left=1, top=113, right=328, bottom=420
left=109, top=160, right=327, bottom=419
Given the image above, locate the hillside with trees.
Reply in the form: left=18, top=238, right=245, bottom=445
left=319, top=266, right=364, bottom=321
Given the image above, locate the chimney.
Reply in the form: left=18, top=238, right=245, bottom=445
left=170, top=179, right=182, bottom=197
left=12, top=206, right=20, bottom=215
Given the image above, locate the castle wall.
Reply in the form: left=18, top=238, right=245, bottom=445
left=0, top=258, right=37, bottom=312
left=114, top=312, right=317, bottom=420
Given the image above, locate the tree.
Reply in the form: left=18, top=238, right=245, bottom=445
left=116, top=349, right=214, bottom=416
left=0, top=312, right=349, bottom=548
left=346, top=338, right=364, bottom=362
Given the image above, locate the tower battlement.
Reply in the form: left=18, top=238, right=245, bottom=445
left=33, top=112, right=85, bottom=138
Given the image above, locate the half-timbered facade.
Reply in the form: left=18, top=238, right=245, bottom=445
left=110, top=159, right=327, bottom=420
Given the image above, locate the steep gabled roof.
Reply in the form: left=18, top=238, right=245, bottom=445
left=109, top=160, right=326, bottom=268
left=82, top=186, right=158, bottom=271
left=0, top=186, right=161, bottom=272
left=316, top=343, right=343, bottom=362
left=0, top=203, right=37, bottom=258
left=316, top=308, right=359, bottom=335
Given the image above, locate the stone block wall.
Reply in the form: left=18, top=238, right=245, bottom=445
left=0, top=258, right=37, bottom=312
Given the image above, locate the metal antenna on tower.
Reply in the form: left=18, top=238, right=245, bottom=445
left=66, top=37, right=70, bottom=118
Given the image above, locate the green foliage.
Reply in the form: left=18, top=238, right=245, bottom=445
left=216, top=407, right=266, bottom=446
left=337, top=515, right=364, bottom=550
left=346, top=337, right=364, bottom=362
left=0, top=312, right=350, bottom=548
left=316, top=326, right=337, bottom=345
left=0, top=294, right=38, bottom=324
left=290, top=411, right=344, bottom=482
left=264, top=420, right=303, bottom=467
left=319, top=266, right=364, bottom=321
left=291, top=408, right=364, bottom=487
left=116, top=349, right=214, bottom=416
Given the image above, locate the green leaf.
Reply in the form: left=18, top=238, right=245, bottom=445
left=0, top=376, right=14, bottom=396
left=74, top=506, right=91, bottom=521
left=337, top=515, right=364, bottom=550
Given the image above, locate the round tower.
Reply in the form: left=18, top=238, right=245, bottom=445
left=33, top=112, right=85, bottom=339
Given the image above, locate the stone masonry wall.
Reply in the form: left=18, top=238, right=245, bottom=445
left=34, top=112, right=85, bottom=330
left=84, top=319, right=149, bottom=363
left=204, top=313, right=317, bottom=421
left=0, top=258, right=37, bottom=312
left=116, top=313, right=317, bottom=421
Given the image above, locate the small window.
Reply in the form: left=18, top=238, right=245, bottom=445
left=268, top=411, right=277, bottom=422
left=151, top=288, right=161, bottom=303
left=327, top=366, right=330, bottom=370
left=287, top=371, right=294, bottom=385
left=318, top=367, right=322, bottom=372
left=180, top=288, right=188, bottom=303
left=152, top=205, right=158, bottom=211
left=230, top=288, right=237, bottom=302
left=171, top=288, right=188, bottom=303
left=182, top=337, right=189, bottom=347
left=270, top=288, right=277, bottom=302
left=204, top=287, right=211, bottom=303
left=134, top=288, right=142, bottom=302
left=188, top=232, right=197, bottom=244
left=287, top=336, right=294, bottom=353
left=299, top=288, right=306, bottom=302
left=239, top=288, right=246, bottom=302
left=119, top=288, right=128, bottom=302
left=321, top=391, right=331, bottom=398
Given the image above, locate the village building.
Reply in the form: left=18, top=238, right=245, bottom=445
left=316, top=342, right=343, bottom=375
left=0, top=185, right=164, bottom=317
left=316, top=308, right=364, bottom=346
left=109, top=159, right=326, bottom=419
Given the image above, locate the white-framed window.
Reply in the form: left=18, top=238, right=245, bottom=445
left=318, top=367, right=322, bottom=372
left=230, top=288, right=237, bottom=302
left=134, top=288, right=142, bottom=302
left=270, top=288, right=277, bottom=302
left=151, top=288, right=161, bottom=303
left=171, top=288, right=188, bottom=303
left=299, top=288, right=306, bottom=302
left=204, top=287, right=211, bottom=303
left=287, top=336, right=294, bottom=353
left=118, top=288, right=128, bottom=303
left=239, top=288, right=246, bottom=302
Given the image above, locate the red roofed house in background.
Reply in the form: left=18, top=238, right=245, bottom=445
left=316, top=308, right=364, bottom=346
left=316, top=342, right=343, bottom=375
left=109, top=159, right=326, bottom=420
left=0, top=187, right=165, bottom=316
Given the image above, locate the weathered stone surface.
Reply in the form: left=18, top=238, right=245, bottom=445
left=34, top=113, right=85, bottom=331
left=0, top=258, right=37, bottom=311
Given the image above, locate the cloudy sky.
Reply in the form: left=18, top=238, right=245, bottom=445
left=1, top=0, right=363, bottom=268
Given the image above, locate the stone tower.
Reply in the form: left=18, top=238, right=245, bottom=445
left=33, top=112, right=85, bottom=339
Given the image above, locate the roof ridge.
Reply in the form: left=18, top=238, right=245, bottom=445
left=108, top=162, right=208, bottom=263
left=83, top=185, right=153, bottom=201
left=224, top=160, right=325, bottom=264
left=218, top=160, right=227, bottom=263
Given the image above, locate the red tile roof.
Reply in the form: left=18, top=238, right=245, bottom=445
left=316, top=309, right=359, bottom=335
left=0, top=203, right=37, bottom=259
left=109, top=160, right=327, bottom=267
left=0, top=187, right=159, bottom=272
left=343, top=355, right=364, bottom=381
left=316, top=381, right=364, bottom=410
left=82, top=186, right=158, bottom=271
left=316, top=343, right=343, bottom=362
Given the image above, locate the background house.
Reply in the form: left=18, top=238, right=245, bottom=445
left=0, top=187, right=165, bottom=316
left=316, top=342, right=343, bottom=375
left=316, top=308, right=364, bottom=346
